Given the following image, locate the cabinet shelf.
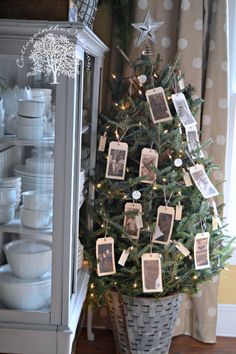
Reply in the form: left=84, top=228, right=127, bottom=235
left=0, top=212, right=52, bottom=237
left=0, top=136, right=54, bottom=147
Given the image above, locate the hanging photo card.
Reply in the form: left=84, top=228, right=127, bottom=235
left=124, top=202, right=143, bottom=240
left=105, top=141, right=128, bottom=180
left=153, top=206, right=175, bottom=245
left=185, top=124, right=204, bottom=159
left=145, top=87, right=172, bottom=124
left=172, top=92, right=197, bottom=127
left=139, top=148, right=159, bottom=184
left=190, top=164, right=219, bottom=199
left=96, top=237, right=116, bottom=276
left=142, top=253, right=163, bottom=293
left=194, top=232, right=210, bottom=270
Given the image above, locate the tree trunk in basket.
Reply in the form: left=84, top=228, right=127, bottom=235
left=107, top=292, right=183, bottom=354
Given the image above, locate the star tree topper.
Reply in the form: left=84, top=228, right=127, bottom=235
left=132, top=10, right=164, bottom=47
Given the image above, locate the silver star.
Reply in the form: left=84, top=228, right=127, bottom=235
left=132, top=10, right=164, bottom=47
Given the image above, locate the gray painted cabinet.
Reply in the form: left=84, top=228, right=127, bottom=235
left=0, top=20, right=108, bottom=354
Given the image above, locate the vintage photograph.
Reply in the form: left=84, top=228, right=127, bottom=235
left=124, top=202, right=142, bottom=239
left=186, top=124, right=204, bottom=158
left=142, top=253, right=163, bottom=293
left=172, top=92, right=197, bottom=127
left=105, top=141, right=128, bottom=180
left=194, top=232, right=210, bottom=270
left=139, top=148, right=159, bottom=184
left=96, top=237, right=116, bottom=276
left=153, top=206, right=175, bottom=245
left=146, top=87, right=172, bottom=124
left=190, top=164, right=219, bottom=199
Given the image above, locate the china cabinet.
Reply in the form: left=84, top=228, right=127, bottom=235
left=0, top=19, right=108, bottom=354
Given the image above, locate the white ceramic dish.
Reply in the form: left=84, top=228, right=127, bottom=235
left=16, top=123, right=44, bottom=141
left=20, top=206, right=52, bottom=229
left=22, top=191, right=53, bottom=210
left=0, top=265, right=51, bottom=310
left=0, top=204, right=15, bottom=224
left=0, top=187, right=16, bottom=206
left=17, top=99, right=45, bottom=118
left=4, top=239, right=52, bottom=279
left=17, top=115, right=44, bottom=126
left=25, top=157, right=54, bottom=175
left=14, top=165, right=54, bottom=179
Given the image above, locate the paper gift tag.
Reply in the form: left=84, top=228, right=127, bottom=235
left=139, top=148, right=159, bottom=184
left=173, top=240, right=190, bottom=257
left=190, top=164, right=219, bottom=199
left=194, top=232, right=210, bottom=270
left=105, top=141, right=128, bottom=180
left=124, top=202, right=142, bottom=240
left=153, top=206, right=175, bottom=245
left=98, top=132, right=107, bottom=152
left=142, top=253, right=163, bottom=293
left=182, top=168, right=193, bottom=187
left=145, top=87, right=172, bottom=124
left=118, top=249, right=130, bottom=266
left=175, top=203, right=183, bottom=221
left=96, top=237, right=116, bottom=276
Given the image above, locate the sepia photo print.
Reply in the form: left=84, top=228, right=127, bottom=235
left=124, top=202, right=142, bottom=240
left=172, top=92, right=197, bottom=127
left=153, top=206, right=175, bottom=245
left=190, top=164, right=219, bottom=199
left=96, top=237, right=116, bottom=276
left=139, top=148, right=159, bottom=184
left=194, top=232, right=210, bottom=270
left=146, top=87, right=172, bottom=124
left=142, top=253, right=163, bottom=293
left=105, top=141, right=128, bottom=180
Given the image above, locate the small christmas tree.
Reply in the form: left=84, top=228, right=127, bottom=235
left=82, top=18, right=233, bottom=306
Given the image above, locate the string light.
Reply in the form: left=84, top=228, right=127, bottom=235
left=90, top=293, right=94, bottom=298
left=164, top=129, right=168, bottom=134
left=115, top=129, right=120, bottom=140
left=121, top=104, right=126, bottom=110
left=133, top=282, right=137, bottom=288
left=175, top=276, right=180, bottom=280
left=101, top=223, right=104, bottom=228
left=138, top=90, right=142, bottom=95
left=139, top=121, right=142, bottom=126
left=162, top=178, right=167, bottom=183
left=112, top=73, right=116, bottom=79
left=168, top=154, right=172, bottom=159
left=152, top=184, right=158, bottom=190
left=115, top=102, right=119, bottom=107
left=123, top=194, right=127, bottom=199
left=97, top=183, right=102, bottom=189
left=126, top=167, right=130, bottom=172
left=192, top=275, right=198, bottom=280
left=153, top=73, right=158, bottom=78
left=224, top=267, right=230, bottom=271
left=90, top=283, right=95, bottom=289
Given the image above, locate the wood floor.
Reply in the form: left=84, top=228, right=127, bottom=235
left=76, top=329, right=236, bottom=354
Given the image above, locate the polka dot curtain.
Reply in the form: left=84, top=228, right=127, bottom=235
left=127, top=0, right=227, bottom=344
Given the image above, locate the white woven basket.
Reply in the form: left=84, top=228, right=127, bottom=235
left=108, top=291, right=183, bottom=354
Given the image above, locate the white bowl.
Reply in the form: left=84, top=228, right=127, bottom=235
left=3, top=239, right=52, bottom=279
left=20, top=206, right=52, bottom=229
left=17, top=123, right=44, bottom=141
left=0, top=204, right=15, bottom=224
left=22, top=191, right=53, bottom=210
left=0, top=187, right=16, bottom=206
left=17, top=115, right=45, bottom=126
left=0, top=265, right=51, bottom=310
left=17, top=99, right=45, bottom=118
left=0, top=176, right=21, bottom=187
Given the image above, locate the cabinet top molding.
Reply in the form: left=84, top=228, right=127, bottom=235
left=0, top=19, right=109, bottom=57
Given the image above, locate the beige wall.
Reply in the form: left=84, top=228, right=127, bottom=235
left=219, top=265, right=236, bottom=304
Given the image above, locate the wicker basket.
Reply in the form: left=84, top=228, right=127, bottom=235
left=108, top=291, right=183, bottom=354
left=74, top=0, right=98, bottom=28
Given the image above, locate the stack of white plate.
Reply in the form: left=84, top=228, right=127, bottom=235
left=77, top=238, right=84, bottom=271
left=0, top=177, right=21, bottom=210
left=14, top=165, right=53, bottom=192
